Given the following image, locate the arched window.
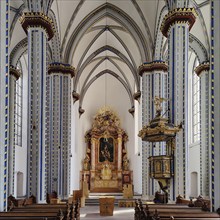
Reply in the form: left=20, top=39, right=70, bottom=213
left=15, top=53, right=28, bottom=147
left=188, top=52, right=201, bottom=145
left=15, top=62, right=23, bottom=147
left=14, top=53, right=28, bottom=197
left=192, top=58, right=200, bottom=144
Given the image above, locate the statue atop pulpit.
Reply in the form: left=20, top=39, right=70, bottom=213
left=154, top=96, right=167, bottom=117
left=101, top=162, right=112, bottom=180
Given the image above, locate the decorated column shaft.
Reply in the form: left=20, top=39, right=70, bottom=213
left=0, top=0, right=10, bottom=211
left=19, top=12, right=54, bottom=202
left=8, top=66, right=21, bottom=196
left=161, top=8, right=197, bottom=199
left=195, top=62, right=210, bottom=197
left=211, top=0, right=220, bottom=210
left=48, top=63, right=75, bottom=198
left=139, top=61, right=168, bottom=198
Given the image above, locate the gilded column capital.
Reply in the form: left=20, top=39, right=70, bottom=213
left=194, top=62, right=210, bottom=77
left=117, top=137, right=122, bottom=145
left=19, top=12, right=55, bottom=40
left=90, top=137, right=97, bottom=144
left=161, top=8, right=197, bottom=37
left=139, top=60, right=168, bottom=77
left=48, top=62, right=75, bottom=78
left=10, top=65, right=21, bottom=80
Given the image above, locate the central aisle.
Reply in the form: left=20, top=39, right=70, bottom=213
left=80, top=205, right=134, bottom=220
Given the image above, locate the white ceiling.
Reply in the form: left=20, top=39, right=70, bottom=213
left=9, top=0, right=210, bottom=114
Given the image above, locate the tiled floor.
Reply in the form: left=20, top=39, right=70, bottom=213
left=80, top=205, right=134, bottom=220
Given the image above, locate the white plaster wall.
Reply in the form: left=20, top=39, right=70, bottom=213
left=71, top=74, right=142, bottom=194
left=189, top=143, right=200, bottom=197
left=15, top=145, right=27, bottom=197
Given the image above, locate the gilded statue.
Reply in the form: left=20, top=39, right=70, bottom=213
left=123, top=153, right=130, bottom=171
left=83, top=154, right=90, bottom=171
left=154, top=96, right=167, bottom=116
left=101, top=163, right=112, bottom=180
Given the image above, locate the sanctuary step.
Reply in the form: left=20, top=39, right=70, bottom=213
left=85, top=192, right=142, bottom=206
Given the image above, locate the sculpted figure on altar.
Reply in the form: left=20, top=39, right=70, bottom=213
left=101, top=163, right=112, bottom=180
left=123, top=154, right=130, bottom=171
left=83, top=154, right=90, bottom=171
left=99, top=137, right=114, bottom=162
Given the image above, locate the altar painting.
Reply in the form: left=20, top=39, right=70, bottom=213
left=99, top=137, right=114, bottom=162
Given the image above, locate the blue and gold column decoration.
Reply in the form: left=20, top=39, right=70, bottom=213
left=210, top=0, right=215, bottom=211
left=19, top=11, right=54, bottom=202
left=195, top=62, right=210, bottom=197
left=139, top=61, right=168, bottom=198
left=9, top=66, right=21, bottom=196
left=0, top=0, right=10, bottom=211
left=48, top=62, right=75, bottom=198
left=161, top=8, right=197, bottom=199
left=4, top=0, right=9, bottom=211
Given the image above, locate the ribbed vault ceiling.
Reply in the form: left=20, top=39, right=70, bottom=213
left=10, top=0, right=210, bottom=114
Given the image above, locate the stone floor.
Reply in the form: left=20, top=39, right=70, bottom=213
left=80, top=205, right=134, bottom=220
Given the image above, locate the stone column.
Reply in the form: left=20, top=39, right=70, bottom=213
left=48, top=63, right=75, bottom=198
left=211, top=0, right=220, bottom=211
left=19, top=12, right=54, bottom=203
left=8, top=66, right=21, bottom=196
left=195, top=62, right=210, bottom=197
left=0, top=0, right=10, bottom=211
left=139, top=61, right=168, bottom=199
left=161, top=8, right=197, bottom=200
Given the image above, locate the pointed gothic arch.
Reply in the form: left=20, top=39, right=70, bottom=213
left=10, top=38, right=28, bottom=67
left=79, top=56, right=133, bottom=97
left=73, top=45, right=139, bottom=91
left=63, top=3, right=150, bottom=63
left=79, top=69, right=134, bottom=109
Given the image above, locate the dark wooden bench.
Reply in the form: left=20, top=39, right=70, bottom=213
left=0, top=212, right=59, bottom=220
left=0, top=201, right=80, bottom=220
left=135, top=199, right=220, bottom=220
left=151, top=211, right=220, bottom=219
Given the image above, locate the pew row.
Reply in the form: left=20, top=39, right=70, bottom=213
left=0, top=201, right=80, bottom=220
left=135, top=199, right=220, bottom=220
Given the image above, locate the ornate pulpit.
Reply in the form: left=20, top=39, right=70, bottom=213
left=139, top=97, right=181, bottom=203
left=81, top=107, right=133, bottom=192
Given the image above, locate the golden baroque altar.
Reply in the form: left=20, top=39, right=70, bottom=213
left=80, top=107, right=133, bottom=192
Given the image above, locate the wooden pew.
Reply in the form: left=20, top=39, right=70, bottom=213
left=150, top=210, right=220, bottom=219
left=0, top=201, right=80, bottom=220
left=135, top=199, right=220, bottom=220
left=0, top=212, right=59, bottom=219
left=7, top=195, right=36, bottom=211
left=176, top=195, right=211, bottom=211
left=175, top=194, right=190, bottom=205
